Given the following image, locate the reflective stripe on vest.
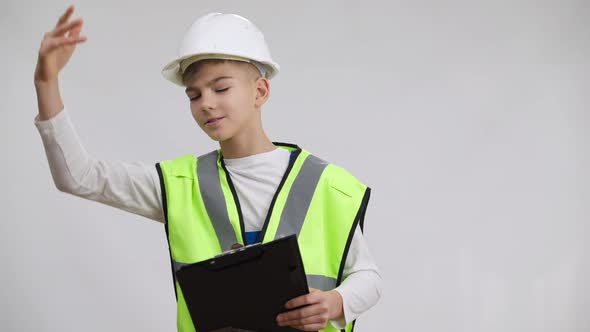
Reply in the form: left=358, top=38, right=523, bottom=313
left=274, top=154, right=328, bottom=240
left=156, top=143, right=370, bottom=332
left=197, top=151, right=239, bottom=251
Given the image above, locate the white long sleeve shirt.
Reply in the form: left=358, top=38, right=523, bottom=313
left=34, top=108, right=382, bottom=329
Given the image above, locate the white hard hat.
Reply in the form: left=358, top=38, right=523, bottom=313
left=162, top=13, right=280, bottom=86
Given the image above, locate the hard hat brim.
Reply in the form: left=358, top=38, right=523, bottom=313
left=162, top=53, right=280, bottom=87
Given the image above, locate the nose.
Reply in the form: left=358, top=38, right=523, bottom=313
left=199, top=90, right=216, bottom=112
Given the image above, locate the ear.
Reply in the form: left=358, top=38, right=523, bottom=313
left=254, top=77, right=270, bottom=108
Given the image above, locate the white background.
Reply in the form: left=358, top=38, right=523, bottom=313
left=1, top=0, right=588, bottom=331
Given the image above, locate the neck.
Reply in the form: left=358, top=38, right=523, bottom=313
left=219, top=129, right=276, bottom=159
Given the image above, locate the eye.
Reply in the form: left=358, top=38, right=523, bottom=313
left=188, top=87, right=229, bottom=101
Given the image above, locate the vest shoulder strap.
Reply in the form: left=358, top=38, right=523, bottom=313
left=322, top=163, right=367, bottom=199
left=160, top=154, right=198, bottom=179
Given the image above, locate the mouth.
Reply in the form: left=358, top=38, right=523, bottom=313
left=205, top=116, right=225, bottom=127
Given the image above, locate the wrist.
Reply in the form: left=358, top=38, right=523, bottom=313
left=34, top=78, right=64, bottom=121
left=328, top=290, right=344, bottom=321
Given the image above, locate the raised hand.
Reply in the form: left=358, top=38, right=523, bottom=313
left=34, top=5, right=86, bottom=84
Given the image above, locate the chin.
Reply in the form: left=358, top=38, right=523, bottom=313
left=207, top=131, right=233, bottom=142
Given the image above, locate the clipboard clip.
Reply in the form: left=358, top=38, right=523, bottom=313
left=208, top=243, right=264, bottom=271
left=215, top=242, right=261, bottom=258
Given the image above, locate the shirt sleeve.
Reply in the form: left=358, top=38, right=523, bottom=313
left=34, top=107, right=165, bottom=223
left=330, top=226, right=383, bottom=329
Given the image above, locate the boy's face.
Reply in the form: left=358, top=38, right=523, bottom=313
left=184, top=60, right=268, bottom=143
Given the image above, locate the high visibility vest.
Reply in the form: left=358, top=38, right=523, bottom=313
left=156, top=143, right=371, bottom=332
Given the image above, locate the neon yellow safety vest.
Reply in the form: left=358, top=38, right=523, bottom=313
left=156, top=143, right=371, bottom=332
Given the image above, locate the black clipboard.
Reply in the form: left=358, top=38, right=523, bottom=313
left=175, top=235, right=312, bottom=332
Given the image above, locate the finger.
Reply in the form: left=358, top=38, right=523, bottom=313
left=309, top=288, right=320, bottom=293
left=67, top=21, right=83, bottom=38
left=46, top=35, right=87, bottom=50
left=277, top=303, right=327, bottom=323
left=280, top=312, right=327, bottom=327
left=285, top=292, right=320, bottom=309
left=51, top=18, right=83, bottom=38
left=56, top=5, right=75, bottom=28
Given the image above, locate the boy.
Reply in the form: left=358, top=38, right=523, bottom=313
left=34, top=6, right=382, bottom=332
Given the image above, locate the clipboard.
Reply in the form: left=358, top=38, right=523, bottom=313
left=175, top=235, right=312, bottom=332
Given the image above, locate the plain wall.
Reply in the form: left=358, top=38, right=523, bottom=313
left=1, top=0, right=588, bottom=331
